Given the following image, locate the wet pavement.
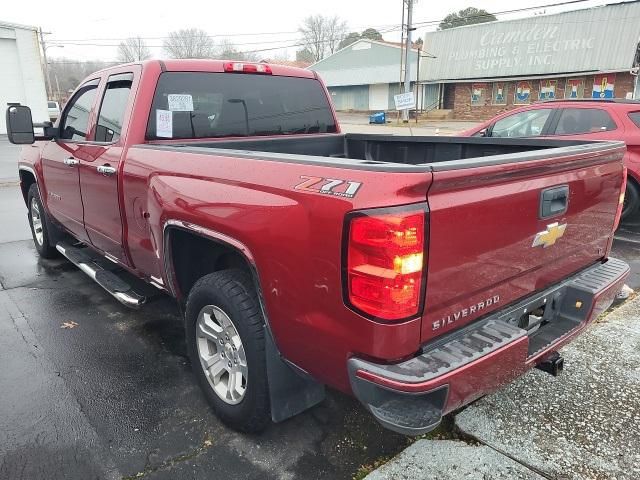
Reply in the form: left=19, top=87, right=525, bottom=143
left=0, top=234, right=412, bottom=479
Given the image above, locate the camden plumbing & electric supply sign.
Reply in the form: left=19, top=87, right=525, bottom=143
left=421, top=2, right=640, bottom=81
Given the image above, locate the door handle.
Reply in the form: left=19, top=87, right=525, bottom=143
left=63, top=157, right=79, bottom=167
left=97, top=165, right=117, bottom=177
left=540, top=185, right=569, bottom=218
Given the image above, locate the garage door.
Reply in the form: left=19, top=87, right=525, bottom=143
left=0, top=39, right=25, bottom=134
left=328, top=85, right=369, bottom=111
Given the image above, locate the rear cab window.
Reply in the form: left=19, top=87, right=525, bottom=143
left=629, top=111, right=640, bottom=128
left=553, top=108, right=617, bottom=135
left=146, top=72, right=337, bottom=140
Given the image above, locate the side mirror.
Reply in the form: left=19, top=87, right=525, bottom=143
left=6, top=104, right=35, bottom=144
left=479, top=128, right=488, bottom=137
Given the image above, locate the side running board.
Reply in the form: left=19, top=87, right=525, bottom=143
left=56, top=242, right=146, bottom=308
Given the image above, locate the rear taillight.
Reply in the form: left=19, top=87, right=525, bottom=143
left=343, top=204, right=427, bottom=321
left=223, top=62, right=272, bottom=74
left=613, top=166, right=627, bottom=230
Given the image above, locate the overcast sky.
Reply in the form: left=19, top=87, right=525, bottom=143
left=3, top=0, right=610, bottom=61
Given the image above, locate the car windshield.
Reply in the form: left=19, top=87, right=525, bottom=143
left=146, top=72, right=337, bottom=140
left=47, top=102, right=57, bottom=109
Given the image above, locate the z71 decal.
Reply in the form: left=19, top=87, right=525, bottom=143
left=294, top=176, right=362, bottom=199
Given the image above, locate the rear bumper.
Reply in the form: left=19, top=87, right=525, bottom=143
left=348, top=257, right=629, bottom=435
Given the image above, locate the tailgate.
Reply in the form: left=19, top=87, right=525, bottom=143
left=422, top=142, right=625, bottom=343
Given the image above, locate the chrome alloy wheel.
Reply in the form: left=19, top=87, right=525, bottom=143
left=196, top=305, right=248, bottom=405
left=30, top=197, right=44, bottom=246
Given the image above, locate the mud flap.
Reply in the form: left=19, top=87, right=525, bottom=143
left=265, top=329, right=325, bottom=423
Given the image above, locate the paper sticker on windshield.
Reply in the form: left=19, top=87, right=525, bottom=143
left=294, top=176, right=362, bottom=198
left=167, top=94, right=194, bottom=112
left=156, top=109, right=173, bottom=138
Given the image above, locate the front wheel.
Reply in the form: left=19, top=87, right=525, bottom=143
left=27, top=184, right=58, bottom=258
left=185, top=269, right=271, bottom=433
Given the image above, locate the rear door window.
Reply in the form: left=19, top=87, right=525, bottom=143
left=490, top=109, right=552, bottom=137
left=553, top=108, right=617, bottom=135
left=629, top=112, right=640, bottom=128
left=146, top=72, right=337, bottom=140
left=95, top=73, right=133, bottom=143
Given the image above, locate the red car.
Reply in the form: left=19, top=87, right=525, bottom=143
left=462, top=99, right=640, bottom=219
left=5, top=61, right=629, bottom=435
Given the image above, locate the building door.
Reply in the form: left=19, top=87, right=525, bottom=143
left=443, top=84, right=455, bottom=110
left=422, top=84, right=440, bottom=111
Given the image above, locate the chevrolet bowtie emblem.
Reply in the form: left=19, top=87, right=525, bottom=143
left=532, top=222, right=567, bottom=248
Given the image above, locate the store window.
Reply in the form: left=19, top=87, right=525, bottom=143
left=492, top=83, right=507, bottom=105
left=471, top=83, right=488, bottom=106
left=592, top=74, right=616, bottom=99
left=514, top=81, right=532, bottom=104
left=565, top=78, right=585, bottom=99
left=539, top=80, right=558, bottom=100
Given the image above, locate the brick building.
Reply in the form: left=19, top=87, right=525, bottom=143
left=421, top=1, right=640, bottom=120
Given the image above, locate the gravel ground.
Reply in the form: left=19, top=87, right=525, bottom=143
left=455, top=295, right=640, bottom=479
left=364, top=439, right=545, bottom=480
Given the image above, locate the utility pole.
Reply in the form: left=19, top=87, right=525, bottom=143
left=402, top=0, right=415, bottom=122
left=39, top=28, right=53, bottom=100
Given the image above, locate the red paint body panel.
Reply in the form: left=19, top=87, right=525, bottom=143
left=15, top=60, right=628, bottom=408
left=423, top=148, right=623, bottom=342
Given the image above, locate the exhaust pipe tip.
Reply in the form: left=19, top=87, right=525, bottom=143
left=536, top=351, right=564, bottom=377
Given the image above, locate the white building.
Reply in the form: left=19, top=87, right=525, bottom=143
left=0, top=21, right=49, bottom=134
left=309, top=39, right=438, bottom=112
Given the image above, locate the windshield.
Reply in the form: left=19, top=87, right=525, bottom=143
left=146, top=72, right=337, bottom=140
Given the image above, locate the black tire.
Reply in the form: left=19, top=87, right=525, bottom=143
left=622, top=180, right=640, bottom=221
left=185, top=269, right=271, bottom=433
left=27, top=184, right=58, bottom=259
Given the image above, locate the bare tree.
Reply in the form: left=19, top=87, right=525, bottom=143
left=163, top=28, right=216, bottom=59
left=117, top=37, right=151, bottom=63
left=325, top=16, right=348, bottom=55
left=298, top=15, right=347, bottom=61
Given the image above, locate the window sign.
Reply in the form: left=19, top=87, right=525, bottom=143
left=539, top=80, right=557, bottom=100
left=565, top=78, right=585, bottom=99
left=471, top=83, right=488, bottom=106
left=492, top=82, right=507, bottom=105
left=514, top=81, right=532, bottom=104
left=592, top=74, right=615, bottom=98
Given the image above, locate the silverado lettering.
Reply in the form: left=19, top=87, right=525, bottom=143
left=432, top=295, right=501, bottom=330
left=6, top=59, right=629, bottom=437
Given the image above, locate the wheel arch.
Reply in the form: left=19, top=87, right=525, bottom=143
left=18, top=166, right=38, bottom=206
left=162, top=220, right=325, bottom=421
left=162, top=220, right=260, bottom=304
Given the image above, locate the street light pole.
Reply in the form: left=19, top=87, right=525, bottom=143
left=402, top=0, right=415, bottom=122
left=39, top=28, right=53, bottom=100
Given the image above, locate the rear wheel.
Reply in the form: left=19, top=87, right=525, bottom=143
left=622, top=180, right=639, bottom=222
left=27, top=184, right=58, bottom=259
left=185, top=269, right=270, bottom=433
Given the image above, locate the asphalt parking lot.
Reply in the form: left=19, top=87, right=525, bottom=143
left=1, top=134, right=639, bottom=480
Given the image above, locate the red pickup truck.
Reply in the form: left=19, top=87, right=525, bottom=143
left=6, top=60, right=630, bottom=435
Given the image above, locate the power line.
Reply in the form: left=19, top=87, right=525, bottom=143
left=46, top=0, right=600, bottom=59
